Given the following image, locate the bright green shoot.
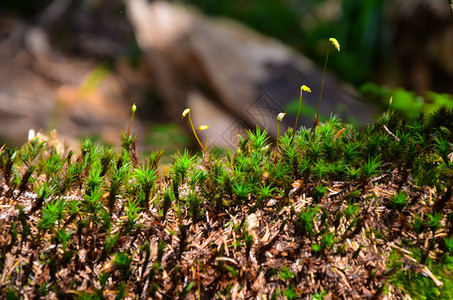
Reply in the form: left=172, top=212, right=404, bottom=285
left=294, top=85, right=311, bottom=136
left=182, top=108, right=207, bottom=152
left=315, top=38, right=340, bottom=128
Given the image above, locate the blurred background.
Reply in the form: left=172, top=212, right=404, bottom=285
left=1, top=0, right=452, bottom=158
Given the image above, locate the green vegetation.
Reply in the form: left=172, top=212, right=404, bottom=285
left=0, top=103, right=452, bottom=298
left=361, top=83, right=453, bottom=119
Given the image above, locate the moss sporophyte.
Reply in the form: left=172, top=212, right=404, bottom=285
left=197, top=125, right=209, bottom=151
left=182, top=108, right=207, bottom=151
left=294, top=85, right=311, bottom=136
left=315, top=37, right=340, bottom=128
left=127, top=102, right=137, bottom=136
left=275, top=112, right=286, bottom=164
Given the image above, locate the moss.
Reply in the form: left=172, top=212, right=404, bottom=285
left=0, top=107, right=452, bottom=298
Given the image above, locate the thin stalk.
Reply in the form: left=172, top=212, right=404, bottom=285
left=315, top=38, right=340, bottom=128
left=275, top=113, right=285, bottom=164
left=127, top=103, right=136, bottom=136
left=315, top=49, right=329, bottom=128
left=189, top=113, right=205, bottom=151
left=183, top=109, right=206, bottom=152
left=197, top=125, right=209, bottom=152
left=275, top=121, right=280, bottom=164
left=294, top=85, right=311, bottom=138
left=295, top=90, right=303, bottom=135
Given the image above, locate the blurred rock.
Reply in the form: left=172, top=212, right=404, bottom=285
left=127, top=0, right=379, bottom=148
left=0, top=17, right=140, bottom=148
left=1, top=1, right=382, bottom=151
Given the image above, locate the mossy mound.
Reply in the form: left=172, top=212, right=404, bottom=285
left=1, top=109, right=452, bottom=299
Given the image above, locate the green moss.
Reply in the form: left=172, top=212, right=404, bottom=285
left=1, top=107, right=452, bottom=298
